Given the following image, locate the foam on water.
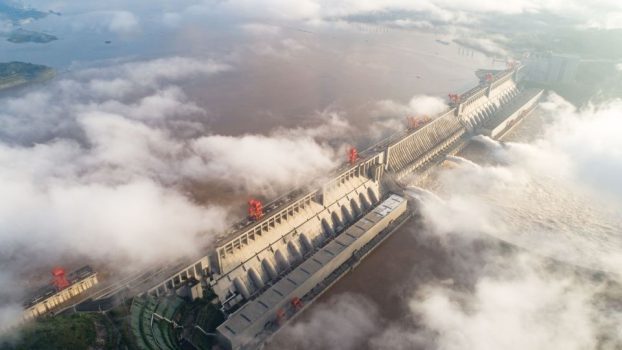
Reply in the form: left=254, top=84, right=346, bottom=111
left=482, top=175, right=622, bottom=277
left=471, top=134, right=502, bottom=149
left=405, top=185, right=443, bottom=204
left=445, top=155, right=480, bottom=168
left=421, top=154, right=622, bottom=278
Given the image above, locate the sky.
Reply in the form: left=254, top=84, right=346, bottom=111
left=1, top=0, right=622, bottom=347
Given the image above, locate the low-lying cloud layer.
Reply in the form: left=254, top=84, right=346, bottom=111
left=0, top=56, right=352, bottom=333
left=369, top=95, right=449, bottom=138
left=271, top=93, right=622, bottom=349
left=205, top=0, right=622, bottom=30
left=423, top=93, right=622, bottom=274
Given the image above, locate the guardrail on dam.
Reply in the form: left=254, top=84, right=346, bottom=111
left=69, top=66, right=544, bottom=349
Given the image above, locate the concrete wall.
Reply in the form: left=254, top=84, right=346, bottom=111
left=385, top=110, right=464, bottom=173
left=459, top=77, right=519, bottom=129
left=147, top=256, right=210, bottom=297
left=381, top=67, right=524, bottom=178
left=490, top=89, right=544, bottom=138
left=211, top=175, right=382, bottom=306
left=22, top=274, right=99, bottom=322
left=217, top=195, right=407, bottom=350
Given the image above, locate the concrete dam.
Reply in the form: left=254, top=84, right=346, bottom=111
left=70, top=66, right=543, bottom=350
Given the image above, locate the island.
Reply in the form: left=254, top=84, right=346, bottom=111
left=0, top=1, right=48, bottom=23
left=0, top=62, right=55, bottom=91
left=0, top=1, right=60, bottom=43
left=7, top=28, right=57, bottom=43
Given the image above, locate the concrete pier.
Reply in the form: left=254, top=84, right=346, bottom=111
left=217, top=195, right=408, bottom=350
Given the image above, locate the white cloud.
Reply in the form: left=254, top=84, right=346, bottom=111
left=413, top=93, right=622, bottom=277
left=162, top=12, right=182, bottom=28
left=241, top=22, right=282, bottom=36
left=205, top=0, right=622, bottom=29
left=0, top=57, right=229, bottom=144
left=455, top=36, right=509, bottom=57
left=248, top=38, right=307, bottom=59
left=78, top=57, right=231, bottom=89
left=409, top=254, right=617, bottom=350
left=186, top=132, right=339, bottom=194
left=276, top=294, right=378, bottom=350
left=0, top=56, right=352, bottom=333
left=0, top=19, right=12, bottom=33
left=359, top=92, right=622, bottom=349
left=370, top=94, right=449, bottom=138
left=278, top=246, right=621, bottom=350
left=94, top=87, right=205, bottom=121
left=220, top=0, right=321, bottom=21
left=538, top=94, right=622, bottom=201
left=376, top=94, right=448, bottom=119
left=108, top=11, right=140, bottom=34
left=408, top=95, right=450, bottom=116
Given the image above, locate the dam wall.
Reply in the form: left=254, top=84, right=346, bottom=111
left=382, top=68, right=527, bottom=180
left=71, top=67, right=543, bottom=322
left=208, top=67, right=532, bottom=309
left=458, top=70, right=520, bottom=129
left=487, top=88, right=544, bottom=138
left=216, top=195, right=408, bottom=350
left=385, top=109, right=466, bottom=176
left=152, top=67, right=539, bottom=307
left=209, top=155, right=385, bottom=307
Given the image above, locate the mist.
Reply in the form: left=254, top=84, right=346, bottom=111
left=0, top=56, right=353, bottom=334
left=269, top=94, right=622, bottom=349
left=2, top=0, right=622, bottom=347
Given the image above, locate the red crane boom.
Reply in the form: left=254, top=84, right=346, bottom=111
left=348, top=147, right=358, bottom=165
left=248, top=199, right=264, bottom=221
left=51, top=267, right=70, bottom=291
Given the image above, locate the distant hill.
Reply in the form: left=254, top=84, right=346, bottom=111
left=0, top=0, right=48, bottom=23
left=0, top=62, right=55, bottom=91
left=7, top=28, right=57, bottom=43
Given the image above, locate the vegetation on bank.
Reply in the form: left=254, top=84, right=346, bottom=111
left=0, top=62, right=55, bottom=91
left=7, top=29, right=58, bottom=44
left=0, top=288, right=226, bottom=350
left=0, top=314, right=98, bottom=350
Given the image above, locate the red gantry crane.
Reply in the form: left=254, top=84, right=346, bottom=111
left=348, top=147, right=359, bottom=165
left=51, top=267, right=70, bottom=291
left=406, top=115, right=431, bottom=130
left=248, top=199, right=264, bottom=221
left=291, top=296, right=304, bottom=310
left=506, top=61, right=518, bottom=69
left=448, top=93, right=461, bottom=105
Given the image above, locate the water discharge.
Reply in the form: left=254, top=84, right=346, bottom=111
left=420, top=110, right=622, bottom=278
left=471, top=134, right=503, bottom=149
left=481, top=173, right=622, bottom=276
left=445, top=155, right=480, bottom=168
left=404, top=185, right=443, bottom=204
